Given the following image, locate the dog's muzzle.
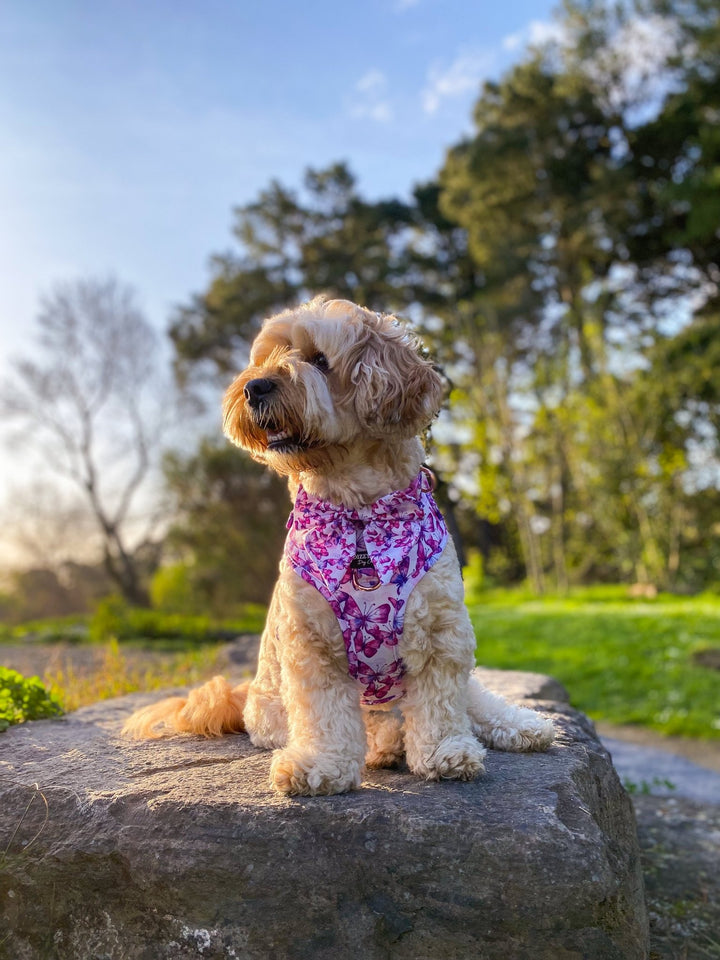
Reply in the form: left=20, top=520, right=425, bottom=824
left=243, top=377, right=307, bottom=453
left=244, top=378, right=276, bottom=406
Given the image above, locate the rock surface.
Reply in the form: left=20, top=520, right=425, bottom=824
left=634, top=796, right=720, bottom=960
left=0, top=669, right=648, bottom=960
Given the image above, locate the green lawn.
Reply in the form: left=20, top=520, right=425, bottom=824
left=469, top=587, right=720, bottom=738
left=2, top=587, right=719, bottom=739
left=0, top=601, right=267, bottom=647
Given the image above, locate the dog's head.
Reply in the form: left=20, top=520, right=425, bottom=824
left=222, top=298, right=444, bottom=475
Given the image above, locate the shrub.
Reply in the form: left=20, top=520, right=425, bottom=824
left=88, top=595, right=127, bottom=643
left=462, top=550, right=485, bottom=603
left=150, top=563, right=197, bottom=614
left=0, top=615, right=89, bottom=644
left=88, top=595, right=266, bottom=645
left=0, top=668, right=63, bottom=732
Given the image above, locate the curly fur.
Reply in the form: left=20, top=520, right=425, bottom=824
left=124, top=297, right=554, bottom=795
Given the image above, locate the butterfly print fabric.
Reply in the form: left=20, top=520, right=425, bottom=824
left=284, top=471, right=449, bottom=704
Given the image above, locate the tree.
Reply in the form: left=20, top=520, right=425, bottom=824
left=0, top=480, right=94, bottom=573
left=427, top=45, right=630, bottom=589
left=163, top=0, right=720, bottom=592
left=1, top=278, right=175, bottom=605
left=169, top=162, right=415, bottom=381
left=161, top=440, right=290, bottom=611
left=423, top=0, right=720, bottom=589
left=0, top=561, right=115, bottom=624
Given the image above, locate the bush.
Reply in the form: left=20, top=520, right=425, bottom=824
left=462, top=550, right=485, bottom=603
left=0, top=615, right=89, bottom=645
left=88, top=595, right=267, bottom=646
left=0, top=668, right=63, bottom=732
left=88, top=595, right=126, bottom=643
left=150, top=563, right=197, bottom=614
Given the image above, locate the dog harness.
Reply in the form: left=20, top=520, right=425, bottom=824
left=284, top=470, right=448, bottom=705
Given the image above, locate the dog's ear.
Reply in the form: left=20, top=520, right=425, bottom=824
left=348, top=329, right=445, bottom=433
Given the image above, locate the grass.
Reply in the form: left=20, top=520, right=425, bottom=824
left=0, top=601, right=268, bottom=646
left=0, top=614, right=90, bottom=645
left=87, top=597, right=267, bottom=645
left=2, top=585, right=720, bottom=738
left=469, top=586, right=720, bottom=738
left=42, top=638, right=231, bottom=713
left=0, top=601, right=264, bottom=716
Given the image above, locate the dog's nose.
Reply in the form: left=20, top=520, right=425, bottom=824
left=244, top=378, right=276, bottom=405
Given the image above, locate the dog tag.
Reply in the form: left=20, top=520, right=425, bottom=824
left=351, top=536, right=381, bottom=591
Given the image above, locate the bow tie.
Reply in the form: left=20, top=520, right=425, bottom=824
left=288, top=473, right=429, bottom=593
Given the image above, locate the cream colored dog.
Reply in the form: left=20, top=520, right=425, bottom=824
left=124, top=298, right=554, bottom=795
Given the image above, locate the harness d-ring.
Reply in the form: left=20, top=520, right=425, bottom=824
left=352, top=568, right=381, bottom=591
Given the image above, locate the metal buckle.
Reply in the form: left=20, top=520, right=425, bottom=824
left=351, top=565, right=381, bottom=591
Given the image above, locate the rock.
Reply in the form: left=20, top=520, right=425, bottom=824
left=472, top=666, right=571, bottom=704
left=633, top=795, right=720, bottom=960
left=0, top=670, right=648, bottom=960
left=223, top=633, right=263, bottom=669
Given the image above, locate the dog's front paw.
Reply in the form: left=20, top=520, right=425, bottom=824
left=408, top=734, right=486, bottom=782
left=270, top=747, right=362, bottom=796
left=474, top=708, right=555, bottom=753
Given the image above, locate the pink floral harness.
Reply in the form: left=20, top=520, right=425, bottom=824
left=284, top=471, right=448, bottom=705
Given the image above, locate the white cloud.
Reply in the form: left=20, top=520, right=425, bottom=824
left=502, top=19, right=567, bottom=53
left=355, top=101, right=394, bottom=124
left=355, top=69, right=387, bottom=95
left=502, top=13, right=685, bottom=124
left=349, top=69, right=394, bottom=124
left=421, top=50, right=494, bottom=115
left=583, top=14, right=685, bottom=120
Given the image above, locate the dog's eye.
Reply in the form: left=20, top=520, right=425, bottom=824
left=309, top=353, right=330, bottom=373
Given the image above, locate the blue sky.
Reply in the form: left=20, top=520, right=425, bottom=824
left=0, top=0, right=559, bottom=362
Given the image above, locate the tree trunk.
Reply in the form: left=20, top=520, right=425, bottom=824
left=550, top=461, right=569, bottom=594
left=666, top=482, right=683, bottom=589
left=514, top=498, right=545, bottom=595
left=490, top=363, right=545, bottom=595
left=103, top=533, right=150, bottom=607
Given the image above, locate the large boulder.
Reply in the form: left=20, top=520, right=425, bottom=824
left=0, top=669, right=648, bottom=960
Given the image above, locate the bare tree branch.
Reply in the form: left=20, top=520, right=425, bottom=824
left=0, top=276, right=176, bottom=605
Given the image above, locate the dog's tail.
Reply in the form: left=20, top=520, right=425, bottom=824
left=122, top=676, right=249, bottom=739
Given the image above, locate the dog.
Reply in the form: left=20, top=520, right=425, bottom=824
left=124, top=297, right=554, bottom=795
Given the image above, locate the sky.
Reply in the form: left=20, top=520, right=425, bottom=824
left=0, top=0, right=561, bottom=558
left=0, top=0, right=559, bottom=360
